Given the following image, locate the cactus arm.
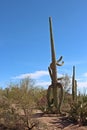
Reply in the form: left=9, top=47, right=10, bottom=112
left=56, top=61, right=64, bottom=66
left=57, top=83, right=63, bottom=113
left=56, top=56, right=64, bottom=66
left=47, top=85, right=53, bottom=108
left=48, top=66, right=53, bottom=81
left=57, top=56, right=63, bottom=62
left=57, top=77, right=64, bottom=80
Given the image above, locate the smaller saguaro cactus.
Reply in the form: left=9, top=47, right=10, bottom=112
left=72, top=66, right=77, bottom=101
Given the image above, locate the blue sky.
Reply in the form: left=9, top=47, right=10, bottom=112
left=0, top=0, right=87, bottom=93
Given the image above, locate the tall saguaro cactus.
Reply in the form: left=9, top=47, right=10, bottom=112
left=47, top=17, right=64, bottom=113
left=72, top=66, right=77, bottom=101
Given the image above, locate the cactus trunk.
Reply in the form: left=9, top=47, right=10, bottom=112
left=72, top=66, right=77, bottom=101
left=47, top=17, right=64, bottom=113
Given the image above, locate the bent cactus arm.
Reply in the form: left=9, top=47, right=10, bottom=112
left=56, top=56, right=64, bottom=66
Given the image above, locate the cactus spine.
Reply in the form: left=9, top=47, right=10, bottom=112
left=47, top=17, right=64, bottom=113
left=72, top=66, right=77, bottom=101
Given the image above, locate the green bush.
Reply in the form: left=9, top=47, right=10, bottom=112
left=0, top=78, right=41, bottom=129
left=69, top=101, right=87, bottom=125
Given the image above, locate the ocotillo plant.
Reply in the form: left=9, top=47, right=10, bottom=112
left=72, top=66, right=77, bottom=101
left=47, top=17, right=64, bottom=113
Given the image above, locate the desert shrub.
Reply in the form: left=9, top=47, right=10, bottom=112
left=36, top=88, right=48, bottom=113
left=37, top=95, right=48, bottom=112
left=61, top=92, right=72, bottom=113
left=69, top=101, right=87, bottom=125
left=0, top=95, right=20, bottom=129
left=82, top=95, right=87, bottom=103
left=0, top=78, right=41, bottom=130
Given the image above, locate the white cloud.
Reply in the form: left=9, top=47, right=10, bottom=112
left=12, top=70, right=64, bottom=80
left=12, top=70, right=49, bottom=79
left=12, top=70, right=65, bottom=87
left=12, top=70, right=50, bottom=88
left=11, top=69, right=87, bottom=92
left=83, top=72, right=87, bottom=77
left=76, top=71, right=87, bottom=89
left=35, top=81, right=50, bottom=87
left=77, top=81, right=87, bottom=88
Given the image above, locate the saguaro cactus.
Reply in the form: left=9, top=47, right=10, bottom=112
left=72, top=66, right=77, bottom=101
left=47, top=17, right=64, bottom=113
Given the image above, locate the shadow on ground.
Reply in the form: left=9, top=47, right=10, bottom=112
left=32, top=112, right=87, bottom=130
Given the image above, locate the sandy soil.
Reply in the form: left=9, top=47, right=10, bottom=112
left=32, top=110, right=87, bottom=130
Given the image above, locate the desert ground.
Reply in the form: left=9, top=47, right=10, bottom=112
left=32, top=110, right=87, bottom=130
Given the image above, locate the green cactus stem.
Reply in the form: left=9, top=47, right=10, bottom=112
left=72, top=66, right=77, bottom=101
left=47, top=17, right=64, bottom=113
